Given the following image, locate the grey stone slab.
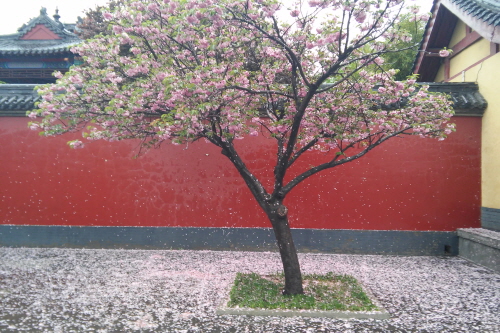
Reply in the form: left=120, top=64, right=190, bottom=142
left=458, top=228, right=500, bottom=250
left=458, top=228, right=500, bottom=272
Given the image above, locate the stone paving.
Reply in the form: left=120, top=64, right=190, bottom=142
left=0, top=248, right=499, bottom=332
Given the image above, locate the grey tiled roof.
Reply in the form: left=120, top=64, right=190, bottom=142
left=450, top=0, right=500, bottom=26
left=426, top=82, right=487, bottom=116
left=0, top=38, right=80, bottom=56
left=0, top=84, right=40, bottom=116
left=0, top=8, right=80, bottom=56
left=0, top=83, right=487, bottom=117
left=413, top=0, right=500, bottom=81
left=377, top=82, right=486, bottom=116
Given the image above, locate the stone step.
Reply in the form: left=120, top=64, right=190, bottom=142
left=457, top=228, right=500, bottom=273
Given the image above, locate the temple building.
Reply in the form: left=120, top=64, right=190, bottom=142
left=0, top=7, right=80, bottom=84
left=0, top=8, right=81, bottom=117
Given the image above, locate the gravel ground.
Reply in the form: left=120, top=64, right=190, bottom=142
left=0, top=248, right=498, bottom=332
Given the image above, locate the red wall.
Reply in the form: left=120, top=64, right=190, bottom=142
left=0, top=117, right=481, bottom=231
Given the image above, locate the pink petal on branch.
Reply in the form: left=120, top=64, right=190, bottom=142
left=439, top=49, right=450, bottom=57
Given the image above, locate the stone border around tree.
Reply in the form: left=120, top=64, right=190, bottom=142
left=215, top=281, right=390, bottom=319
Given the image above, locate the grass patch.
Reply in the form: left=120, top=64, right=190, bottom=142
left=227, top=272, right=378, bottom=311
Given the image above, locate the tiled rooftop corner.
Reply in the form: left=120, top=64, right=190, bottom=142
left=0, top=84, right=40, bottom=116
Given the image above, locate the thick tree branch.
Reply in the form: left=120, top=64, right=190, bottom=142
left=280, top=128, right=412, bottom=197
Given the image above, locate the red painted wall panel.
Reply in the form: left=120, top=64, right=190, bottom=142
left=0, top=117, right=481, bottom=231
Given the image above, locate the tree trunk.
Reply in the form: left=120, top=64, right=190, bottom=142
left=216, top=144, right=303, bottom=295
left=268, top=206, right=304, bottom=295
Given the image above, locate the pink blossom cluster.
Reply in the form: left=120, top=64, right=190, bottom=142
left=29, top=0, right=453, bottom=161
left=439, top=49, right=451, bottom=57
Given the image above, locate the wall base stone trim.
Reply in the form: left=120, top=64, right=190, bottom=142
left=482, top=207, right=500, bottom=232
left=0, top=225, right=458, bottom=256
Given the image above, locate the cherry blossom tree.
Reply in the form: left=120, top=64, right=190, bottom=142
left=30, top=0, right=454, bottom=295
left=76, top=0, right=125, bottom=40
